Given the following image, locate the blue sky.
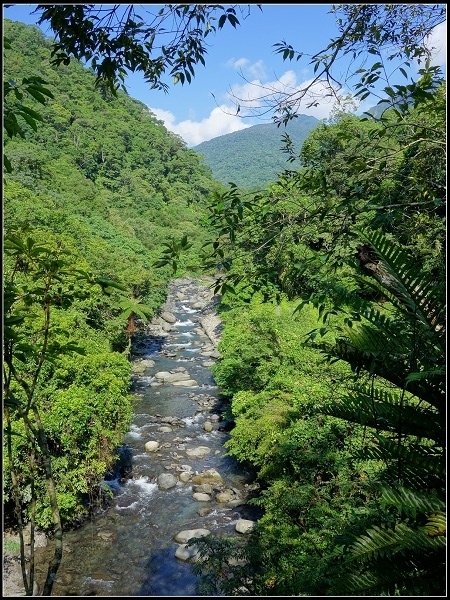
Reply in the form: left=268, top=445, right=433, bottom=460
left=4, top=4, right=446, bottom=146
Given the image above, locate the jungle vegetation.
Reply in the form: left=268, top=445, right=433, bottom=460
left=3, top=3, right=446, bottom=597
left=3, top=15, right=222, bottom=595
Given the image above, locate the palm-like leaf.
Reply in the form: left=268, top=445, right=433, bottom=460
left=319, top=230, right=445, bottom=595
left=323, top=385, right=442, bottom=442
left=357, top=227, right=445, bottom=348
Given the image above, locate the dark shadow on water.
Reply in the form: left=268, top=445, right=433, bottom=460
left=137, top=546, right=199, bottom=596
left=105, top=443, right=134, bottom=482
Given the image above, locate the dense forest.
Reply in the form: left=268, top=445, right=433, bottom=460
left=3, top=4, right=446, bottom=598
left=3, top=15, right=220, bottom=568
left=193, top=115, right=319, bottom=188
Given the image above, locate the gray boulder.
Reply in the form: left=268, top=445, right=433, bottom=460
left=174, top=528, right=210, bottom=544
left=157, top=473, right=177, bottom=490
left=186, top=446, right=211, bottom=459
left=235, top=519, right=255, bottom=534
left=144, top=441, right=159, bottom=453
left=192, top=492, right=211, bottom=502
left=161, top=311, right=176, bottom=324
left=191, top=469, right=223, bottom=485
left=175, top=544, right=199, bottom=561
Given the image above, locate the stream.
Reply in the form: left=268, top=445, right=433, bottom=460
left=34, top=278, right=256, bottom=596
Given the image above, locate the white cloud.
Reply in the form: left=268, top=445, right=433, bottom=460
left=149, top=66, right=360, bottom=146
left=426, top=21, right=446, bottom=67
left=148, top=105, right=250, bottom=146
left=227, top=57, right=250, bottom=70
left=227, top=57, right=267, bottom=79
left=228, top=70, right=351, bottom=120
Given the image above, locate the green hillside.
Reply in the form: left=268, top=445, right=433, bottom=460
left=3, top=19, right=219, bottom=529
left=193, top=115, right=319, bottom=189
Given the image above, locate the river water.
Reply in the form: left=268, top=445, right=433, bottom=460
left=35, top=278, right=255, bottom=596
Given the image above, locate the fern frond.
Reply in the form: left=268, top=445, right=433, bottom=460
left=423, top=511, right=446, bottom=537
left=350, top=522, right=445, bottom=563
left=357, top=228, right=445, bottom=348
left=344, top=321, right=408, bottom=358
left=323, top=385, right=441, bottom=441
left=328, top=339, right=444, bottom=410
left=379, top=486, right=445, bottom=517
left=355, top=436, right=445, bottom=487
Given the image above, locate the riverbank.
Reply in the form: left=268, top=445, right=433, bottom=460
left=3, top=277, right=258, bottom=596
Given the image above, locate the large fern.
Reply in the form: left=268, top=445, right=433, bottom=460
left=357, top=227, right=446, bottom=344
left=318, top=229, right=446, bottom=595
left=323, top=385, right=442, bottom=442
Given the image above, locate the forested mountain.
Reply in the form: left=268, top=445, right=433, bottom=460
left=193, top=115, right=319, bottom=188
left=4, top=5, right=446, bottom=598
left=4, top=19, right=219, bottom=533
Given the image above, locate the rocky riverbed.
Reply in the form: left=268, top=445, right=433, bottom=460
left=3, top=278, right=259, bottom=596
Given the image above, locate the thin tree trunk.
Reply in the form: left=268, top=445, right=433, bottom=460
left=5, top=409, right=33, bottom=595
left=26, top=409, right=63, bottom=596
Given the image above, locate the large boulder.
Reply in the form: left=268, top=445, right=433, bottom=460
left=172, top=379, right=198, bottom=386
left=186, top=446, right=211, bottom=459
left=154, top=371, right=191, bottom=383
left=157, top=473, right=177, bottom=490
left=174, top=528, right=210, bottom=544
left=144, top=441, right=160, bottom=453
left=161, top=311, right=177, bottom=324
left=175, top=544, right=199, bottom=561
left=192, top=483, right=213, bottom=495
left=192, top=492, right=211, bottom=502
left=235, top=519, right=255, bottom=534
left=191, top=469, right=223, bottom=486
left=215, top=489, right=235, bottom=503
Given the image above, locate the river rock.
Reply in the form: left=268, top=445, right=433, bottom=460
left=179, top=464, right=193, bottom=471
left=179, top=471, right=193, bottom=483
left=161, top=311, right=176, bottom=324
left=192, top=492, right=211, bottom=502
left=197, top=507, right=212, bottom=517
left=192, top=483, right=213, bottom=494
left=161, top=416, right=179, bottom=424
left=186, top=446, right=211, bottom=459
left=227, top=498, right=245, bottom=508
left=144, top=441, right=159, bottom=453
left=141, top=359, right=155, bottom=367
left=192, top=469, right=223, bottom=486
left=175, top=544, right=199, bottom=561
left=157, top=473, right=177, bottom=490
left=174, top=528, right=210, bottom=544
left=203, top=421, right=213, bottom=432
left=210, top=414, right=220, bottom=422
left=172, top=379, right=198, bottom=387
left=158, top=426, right=173, bottom=433
left=235, top=519, right=255, bottom=534
left=216, top=489, right=235, bottom=503
left=162, top=322, right=173, bottom=332
left=155, top=371, right=191, bottom=383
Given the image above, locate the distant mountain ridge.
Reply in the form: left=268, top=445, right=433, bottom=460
left=193, top=115, right=320, bottom=189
